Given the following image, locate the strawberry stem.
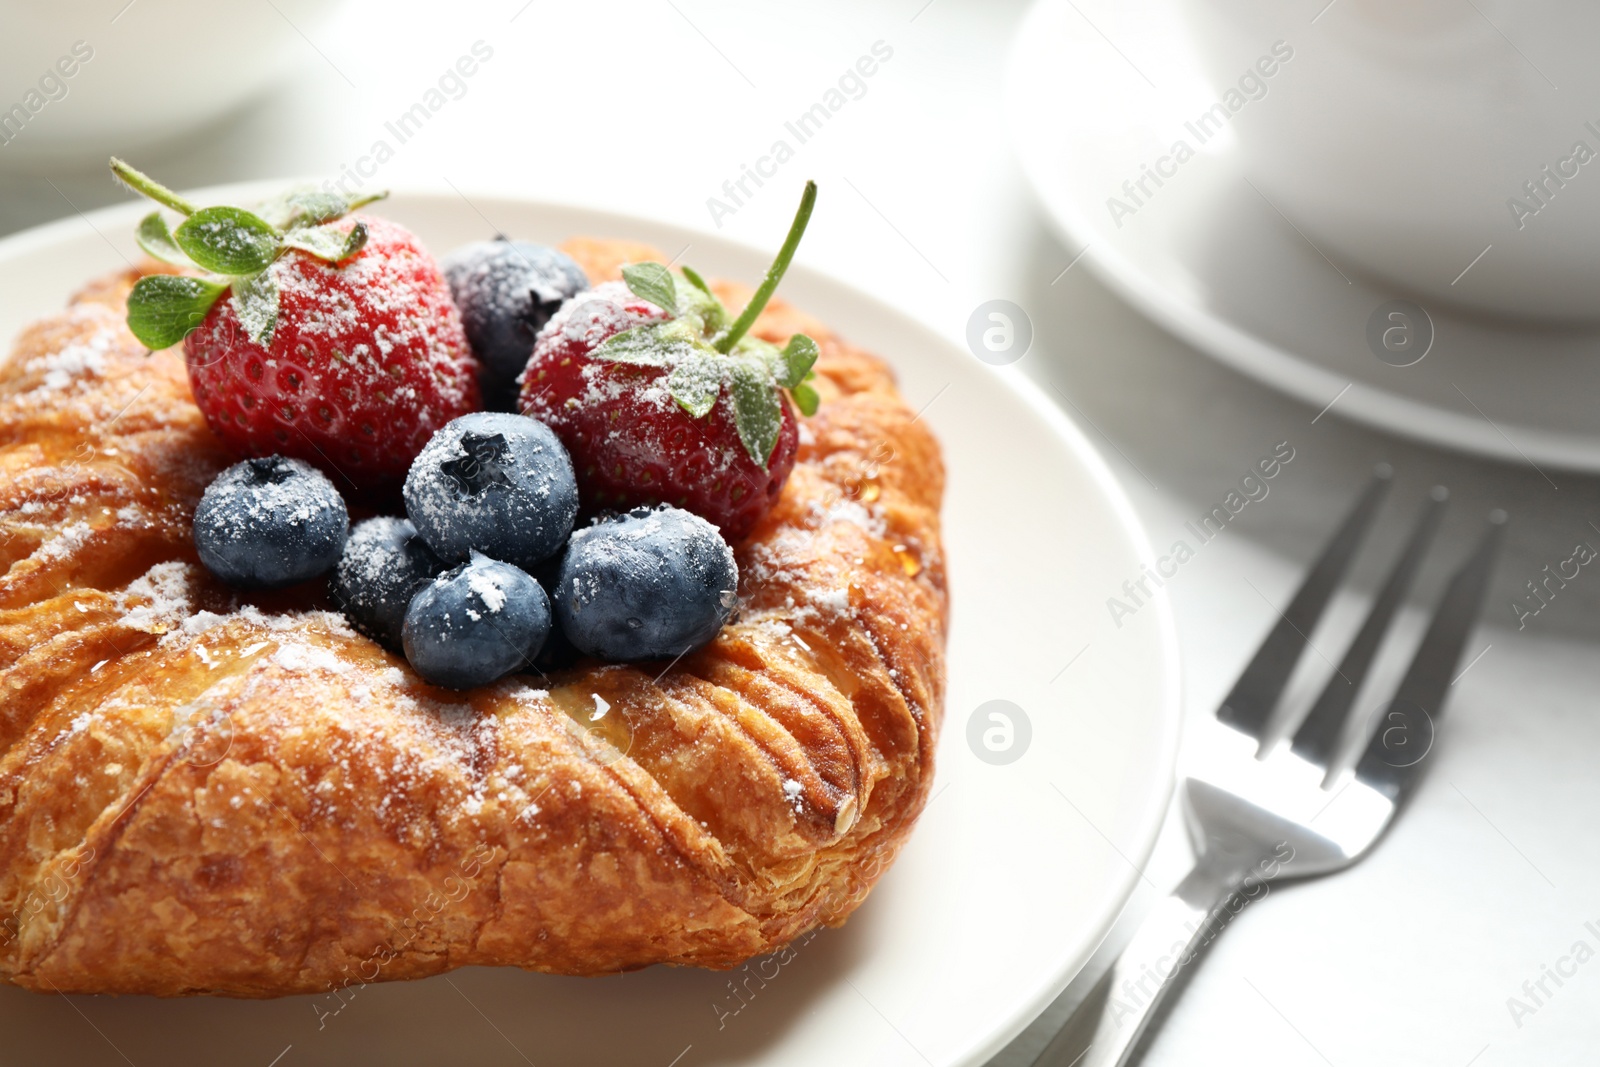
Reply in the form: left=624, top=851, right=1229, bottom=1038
left=110, top=157, right=197, bottom=217
left=714, top=180, right=816, bottom=353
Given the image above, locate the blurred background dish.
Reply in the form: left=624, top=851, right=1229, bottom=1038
left=0, top=0, right=346, bottom=171
left=1182, top=0, right=1600, bottom=322
left=1007, top=0, right=1600, bottom=472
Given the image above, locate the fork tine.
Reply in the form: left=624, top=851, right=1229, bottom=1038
left=1353, top=509, right=1508, bottom=799
left=1217, top=465, right=1392, bottom=741
left=1290, top=486, right=1449, bottom=768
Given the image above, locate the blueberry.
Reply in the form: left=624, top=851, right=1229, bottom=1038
left=404, top=412, right=579, bottom=570
left=402, top=553, right=551, bottom=689
left=329, top=517, right=447, bottom=649
left=442, top=239, right=588, bottom=410
left=193, top=455, right=348, bottom=589
left=553, top=505, right=738, bottom=662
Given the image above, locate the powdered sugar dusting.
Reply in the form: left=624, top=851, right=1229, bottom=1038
left=117, top=561, right=196, bottom=633
left=18, top=319, right=118, bottom=395
left=810, top=585, right=851, bottom=616
left=466, top=566, right=507, bottom=614
left=271, top=642, right=352, bottom=676
left=533, top=280, right=657, bottom=352
left=91, top=560, right=558, bottom=826
left=35, top=519, right=94, bottom=561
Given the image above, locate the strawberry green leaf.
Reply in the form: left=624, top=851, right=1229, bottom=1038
left=283, top=192, right=349, bottom=227
left=592, top=319, right=706, bottom=367
left=622, top=262, right=678, bottom=314
left=790, top=380, right=820, bottom=417
left=731, top=335, right=779, bottom=372
left=344, top=191, right=388, bottom=213
left=257, top=189, right=388, bottom=230
left=174, top=206, right=281, bottom=276
left=728, top=358, right=783, bottom=467
left=591, top=325, right=673, bottom=366
left=126, top=274, right=227, bottom=350
left=257, top=191, right=342, bottom=230
left=134, top=212, right=191, bottom=267
left=283, top=220, right=368, bottom=263
left=678, top=268, right=727, bottom=336
left=231, top=270, right=280, bottom=346
left=665, top=353, right=724, bottom=418
left=680, top=265, right=714, bottom=297
left=776, top=333, right=819, bottom=388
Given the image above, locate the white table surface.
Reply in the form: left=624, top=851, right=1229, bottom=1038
left=3, top=2, right=1596, bottom=1064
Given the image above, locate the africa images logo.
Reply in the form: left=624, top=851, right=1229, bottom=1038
left=1106, top=442, right=1296, bottom=628
left=0, top=40, right=95, bottom=147
left=1105, top=40, right=1294, bottom=228
left=704, top=41, right=895, bottom=228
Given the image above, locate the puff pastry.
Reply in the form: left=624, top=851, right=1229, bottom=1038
left=0, top=237, right=946, bottom=997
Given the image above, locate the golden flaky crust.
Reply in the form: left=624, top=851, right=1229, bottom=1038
left=0, top=238, right=945, bottom=997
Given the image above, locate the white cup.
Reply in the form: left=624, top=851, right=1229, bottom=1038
left=1182, top=0, right=1600, bottom=321
left=0, top=0, right=345, bottom=172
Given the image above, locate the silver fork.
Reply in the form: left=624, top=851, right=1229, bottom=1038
left=1038, top=468, right=1507, bottom=1067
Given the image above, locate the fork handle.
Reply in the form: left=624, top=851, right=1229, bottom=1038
left=1037, top=853, right=1256, bottom=1067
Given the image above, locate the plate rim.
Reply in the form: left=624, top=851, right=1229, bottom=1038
left=0, top=182, right=1182, bottom=1066
left=1004, top=0, right=1600, bottom=473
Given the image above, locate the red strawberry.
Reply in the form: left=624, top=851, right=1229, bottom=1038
left=182, top=216, right=478, bottom=486
left=519, top=183, right=820, bottom=541
left=520, top=285, right=801, bottom=539
left=112, top=160, right=480, bottom=490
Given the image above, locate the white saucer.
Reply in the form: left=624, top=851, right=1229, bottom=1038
left=1006, top=0, right=1600, bottom=472
left=0, top=186, right=1180, bottom=1066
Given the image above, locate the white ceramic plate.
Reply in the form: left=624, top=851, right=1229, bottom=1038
left=0, top=187, right=1179, bottom=1067
left=1007, top=0, right=1600, bottom=472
